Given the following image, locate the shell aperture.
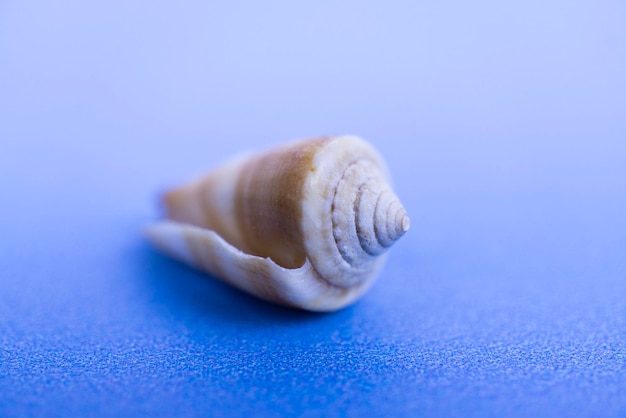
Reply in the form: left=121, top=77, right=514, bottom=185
left=146, top=136, right=409, bottom=311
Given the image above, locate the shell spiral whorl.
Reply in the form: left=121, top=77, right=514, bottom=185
left=337, top=161, right=410, bottom=257
left=146, top=135, right=410, bottom=311
left=300, top=136, right=409, bottom=289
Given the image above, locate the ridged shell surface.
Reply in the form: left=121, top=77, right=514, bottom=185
left=146, top=135, right=409, bottom=311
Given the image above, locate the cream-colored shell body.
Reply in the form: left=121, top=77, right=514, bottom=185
left=145, top=136, right=409, bottom=312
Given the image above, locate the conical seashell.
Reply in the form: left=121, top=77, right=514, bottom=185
left=146, top=136, right=410, bottom=312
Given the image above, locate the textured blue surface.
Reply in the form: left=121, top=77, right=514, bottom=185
left=1, top=1, right=626, bottom=416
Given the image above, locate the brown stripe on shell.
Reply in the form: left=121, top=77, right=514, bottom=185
left=163, top=184, right=204, bottom=228
left=233, top=137, right=331, bottom=269
left=196, top=174, right=221, bottom=231
left=163, top=176, right=224, bottom=235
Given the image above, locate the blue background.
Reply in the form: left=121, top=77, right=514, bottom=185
left=1, top=1, right=625, bottom=416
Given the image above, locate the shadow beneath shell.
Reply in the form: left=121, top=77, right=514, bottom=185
left=136, top=241, right=338, bottom=326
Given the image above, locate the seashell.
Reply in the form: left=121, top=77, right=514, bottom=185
left=145, top=135, right=410, bottom=312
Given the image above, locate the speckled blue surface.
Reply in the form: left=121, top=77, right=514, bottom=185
left=1, top=1, right=626, bottom=416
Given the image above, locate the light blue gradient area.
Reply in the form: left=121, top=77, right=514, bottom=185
left=1, top=1, right=625, bottom=416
